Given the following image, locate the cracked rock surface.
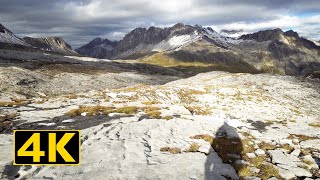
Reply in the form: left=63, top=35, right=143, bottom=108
left=1, top=55, right=320, bottom=179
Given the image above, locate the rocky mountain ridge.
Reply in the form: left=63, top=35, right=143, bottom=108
left=75, top=38, right=119, bottom=58
left=23, top=36, right=78, bottom=55
left=77, top=23, right=320, bottom=76
left=0, top=24, right=30, bottom=46
left=0, top=23, right=77, bottom=55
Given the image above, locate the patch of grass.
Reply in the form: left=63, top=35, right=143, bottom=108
left=190, top=134, right=214, bottom=144
left=301, top=149, right=312, bottom=155
left=160, top=147, right=181, bottom=154
left=299, top=163, right=310, bottom=170
left=242, top=139, right=256, bottom=155
left=136, top=53, right=213, bottom=68
left=234, top=91, right=244, bottom=101
left=118, top=84, right=150, bottom=92
left=142, top=100, right=161, bottom=105
left=178, top=90, right=197, bottom=104
left=65, top=105, right=115, bottom=117
left=291, top=108, right=302, bottom=115
left=185, top=143, right=200, bottom=153
left=147, top=110, right=162, bottom=119
left=0, top=100, right=29, bottom=107
left=185, top=105, right=211, bottom=115
left=115, top=106, right=139, bottom=114
left=259, top=141, right=276, bottom=151
left=287, top=134, right=317, bottom=142
left=142, top=106, right=160, bottom=112
left=265, top=120, right=274, bottom=125
left=178, top=89, right=206, bottom=104
left=163, top=116, right=173, bottom=120
left=280, top=144, right=294, bottom=152
left=309, top=122, right=320, bottom=128
left=249, top=156, right=266, bottom=167
left=238, top=166, right=254, bottom=177
left=112, top=100, right=129, bottom=104
left=258, top=164, right=281, bottom=180
left=302, top=159, right=314, bottom=166
left=240, top=131, right=255, bottom=139
left=64, top=94, right=78, bottom=99
left=142, top=106, right=162, bottom=119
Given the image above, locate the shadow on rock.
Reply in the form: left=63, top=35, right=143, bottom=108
left=205, top=122, right=244, bottom=180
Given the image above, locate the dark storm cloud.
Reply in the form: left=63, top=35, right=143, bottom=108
left=0, top=0, right=319, bottom=48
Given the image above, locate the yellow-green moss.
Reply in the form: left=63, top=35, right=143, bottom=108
left=142, top=106, right=162, bottom=119
left=0, top=100, right=29, bottom=107
left=258, top=164, right=281, bottom=180
left=185, top=143, right=200, bottom=152
left=309, top=122, right=320, bottom=128
left=190, top=134, right=214, bottom=144
left=160, top=147, right=181, bottom=154
left=185, top=105, right=212, bottom=115
left=115, top=106, right=139, bottom=114
left=142, top=100, right=161, bottom=105
left=65, top=105, right=115, bottom=117
left=287, top=134, right=317, bottom=142
left=259, top=141, right=276, bottom=151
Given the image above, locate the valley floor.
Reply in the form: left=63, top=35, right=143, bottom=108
left=0, top=51, right=320, bottom=179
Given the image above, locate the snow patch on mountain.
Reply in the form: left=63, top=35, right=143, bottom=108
left=310, top=39, right=320, bottom=46
left=0, top=25, right=30, bottom=46
left=168, top=34, right=193, bottom=47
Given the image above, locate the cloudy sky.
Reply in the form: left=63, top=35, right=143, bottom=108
left=0, top=0, right=319, bottom=48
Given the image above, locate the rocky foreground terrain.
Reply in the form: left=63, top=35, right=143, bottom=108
left=0, top=49, right=320, bottom=179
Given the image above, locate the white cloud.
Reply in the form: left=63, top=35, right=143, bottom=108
left=212, top=15, right=320, bottom=39
left=1, top=0, right=320, bottom=47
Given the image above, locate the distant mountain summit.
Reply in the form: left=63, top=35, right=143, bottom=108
left=23, top=36, right=77, bottom=55
left=240, top=29, right=320, bottom=50
left=75, top=38, right=118, bottom=58
left=79, top=23, right=233, bottom=59
left=240, top=28, right=285, bottom=42
left=0, top=23, right=77, bottom=55
left=220, top=29, right=244, bottom=38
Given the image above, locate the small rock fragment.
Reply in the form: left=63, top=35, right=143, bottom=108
left=62, top=119, right=75, bottom=123
left=255, top=149, right=266, bottom=156
left=250, top=167, right=260, bottom=174
left=246, top=153, right=256, bottom=159
left=277, top=167, right=296, bottom=180
left=290, top=167, right=312, bottom=177
left=290, top=149, right=300, bottom=157
left=300, top=139, right=320, bottom=150
left=38, top=122, right=56, bottom=127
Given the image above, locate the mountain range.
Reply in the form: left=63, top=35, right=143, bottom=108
left=76, top=23, right=320, bottom=76
left=0, top=24, right=77, bottom=55
left=0, top=23, right=319, bottom=77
